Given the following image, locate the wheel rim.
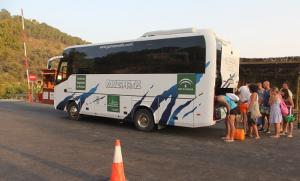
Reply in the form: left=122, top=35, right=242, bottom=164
left=70, top=105, right=78, bottom=118
left=137, top=113, right=150, bottom=128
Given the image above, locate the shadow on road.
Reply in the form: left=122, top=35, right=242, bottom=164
left=77, top=115, right=225, bottom=140
left=1, top=101, right=226, bottom=140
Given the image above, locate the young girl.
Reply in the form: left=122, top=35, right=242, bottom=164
left=269, top=87, right=282, bottom=138
left=281, top=88, right=294, bottom=138
left=247, top=84, right=261, bottom=139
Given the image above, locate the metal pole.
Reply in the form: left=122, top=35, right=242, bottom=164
left=32, top=81, right=34, bottom=102
left=21, top=8, right=31, bottom=102
left=297, top=67, right=300, bottom=129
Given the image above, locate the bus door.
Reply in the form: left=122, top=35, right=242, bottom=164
left=54, top=58, right=71, bottom=109
left=220, top=44, right=239, bottom=89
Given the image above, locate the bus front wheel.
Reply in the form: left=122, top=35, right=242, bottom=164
left=67, top=102, right=80, bottom=121
left=133, top=109, right=155, bottom=131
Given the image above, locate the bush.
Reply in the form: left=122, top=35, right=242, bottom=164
left=0, top=83, right=27, bottom=99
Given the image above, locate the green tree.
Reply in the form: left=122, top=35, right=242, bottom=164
left=0, top=9, right=88, bottom=98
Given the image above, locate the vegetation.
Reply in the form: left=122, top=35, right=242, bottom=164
left=0, top=9, right=88, bottom=98
left=1, top=9, right=298, bottom=99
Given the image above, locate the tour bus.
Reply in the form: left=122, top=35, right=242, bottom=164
left=50, top=28, right=239, bottom=131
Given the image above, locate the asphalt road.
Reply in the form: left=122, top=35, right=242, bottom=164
left=0, top=101, right=299, bottom=181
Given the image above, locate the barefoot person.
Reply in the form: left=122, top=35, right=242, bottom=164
left=281, top=88, right=294, bottom=138
left=215, top=94, right=238, bottom=143
left=237, top=82, right=251, bottom=133
left=247, top=84, right=261, bottom=139
left=269, top=87, right=282, bottom=138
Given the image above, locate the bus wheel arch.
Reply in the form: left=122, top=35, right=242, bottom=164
left=133, top=106, right=156, bottom=131
left=66, top=100, right=80, bottom=121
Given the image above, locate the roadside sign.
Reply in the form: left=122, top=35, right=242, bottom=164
left=29, top=74, right=37, bottom=81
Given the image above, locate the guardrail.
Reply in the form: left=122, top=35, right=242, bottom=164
left=0, top=94, right=27, bottom=100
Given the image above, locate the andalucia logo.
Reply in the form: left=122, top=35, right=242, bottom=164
left=177, top=74, right=195, bottom=95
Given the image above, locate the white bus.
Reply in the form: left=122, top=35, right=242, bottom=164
left=51, top=28, right=239, bottom=131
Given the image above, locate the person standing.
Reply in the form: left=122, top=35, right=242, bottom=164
left=281, top=82, right=293, bottom=99
left=36, top=80, right=43, bottom=102
left=269, top=87, right=282, bottom=138
left=281, top=88, right=294, bottom=138
left=261, top=81, right=271, bottom=133
left=247, top=84, right=261, bottom=139
left=257, top=82, right=265, bottom=100
left=257, top=82, right=265, bottom=129
left=237, top=82, right=251, bottom=133
left=215, top=95, right=238, bottom=143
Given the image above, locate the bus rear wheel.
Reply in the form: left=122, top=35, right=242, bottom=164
left=133, top=109, right=155, bottom=131
left=67, top=102, right=80, bottom=121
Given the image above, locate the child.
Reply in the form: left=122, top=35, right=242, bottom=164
left=269, top=87, right=282, bottom=138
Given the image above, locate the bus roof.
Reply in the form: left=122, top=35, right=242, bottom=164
left=64, top=28, right=220, bottom=51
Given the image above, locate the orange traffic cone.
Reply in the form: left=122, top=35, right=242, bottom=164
left=110, top=139, right=126, bottom=181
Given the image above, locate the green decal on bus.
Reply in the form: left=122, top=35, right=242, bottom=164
left=177, top=74, right=195, bottom=95
left=107, top=95, right=120, bottom=112
left=76, top=75, right=86, bottom=90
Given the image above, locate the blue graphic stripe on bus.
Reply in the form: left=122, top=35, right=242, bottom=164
left=88, top=96, right=105, bottom=105
left=152, top=61, right=210, bottom=125
left=196, top=61, right=210, bottom=83
left=56, top=93, right=75, bottom=110
left=125, top=85, right=153, bottom=119
left=182, top=107, right=197, bottom=119
left=167, top=93, right=203, bottom=125
left=149, top=85, right=177, bottom=125
left=182, top=103, right=201, bottom=119
left=75, top=84, right=99, bottom=110
left=222, top=73, right=236, bottom=88
left=159, top=92, right=178, bottom=125
left=150, top=85, right=177, bottom=112
left=167, top=98, right=195, bottom=125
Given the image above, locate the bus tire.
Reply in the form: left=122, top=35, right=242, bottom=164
left=67, top=102, right=80, bottom=121
left=133, top=108, right=155, bottom=132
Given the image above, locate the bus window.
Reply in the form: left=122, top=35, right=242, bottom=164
left=56, top=60, right=68, bottom=84
left=216, top=41, right=222, bottom=88
left=65, top=36, right=206, bottom=74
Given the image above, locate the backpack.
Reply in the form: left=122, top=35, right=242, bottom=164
left=280, top=98, right=289, bottom=116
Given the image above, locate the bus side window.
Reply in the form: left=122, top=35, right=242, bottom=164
left=61, top=66, right=68, bottom=81
left=215, top=41, right=222, bottom=89
left=56, top=61, right=68, bottom=84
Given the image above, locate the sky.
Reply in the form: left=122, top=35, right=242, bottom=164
left=1, top=0, right=300, bottom=58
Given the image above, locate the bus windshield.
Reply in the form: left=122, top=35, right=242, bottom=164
left=56, top=59, right=68, bottom=85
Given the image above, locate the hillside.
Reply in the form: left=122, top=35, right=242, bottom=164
left=1, top=9, right=299, bottom=99
left=0, top=9, right=88, bottom=98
